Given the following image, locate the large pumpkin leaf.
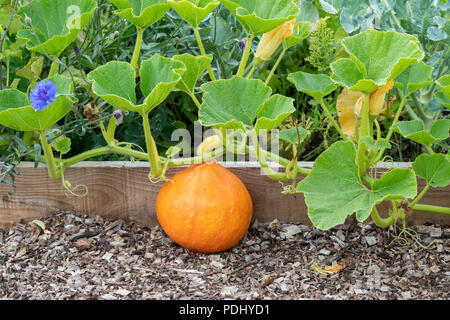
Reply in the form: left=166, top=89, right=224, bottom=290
left=218, top=0, right=300, bottom=35
left=287, top=71, right=337, bottom=100
left=199, top=76, right=272, bottom=130
left=87, top=61, right=137, bottom=112
left=88, top=57, right=185, bottom=114
left=331, top=30, right=424, bottom=93
left=394, top=62, right=433, bottom=96
left=412, top=153, right=450, bottom=188
left=168, top=0, right=219, bottom=27
left=109, top=0, right=171, bottom=28
left=173, top=53, right=213, bottom=94
left=17, top=0, right=97, bottom=56
left=392, top=119, right=450, bottom=146
left=140, top=55, right=186, bottom=113
left=255, top=95, right=295, bottom=133
left=297, top=141, right=417, bottom=230
left=0, top=76, right=73, bottom=131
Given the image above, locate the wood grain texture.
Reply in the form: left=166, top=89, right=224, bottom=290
left=0, top=161, right=449, bottom=229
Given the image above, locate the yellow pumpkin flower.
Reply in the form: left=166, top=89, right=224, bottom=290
left=255, top=19, right=295, bottom=64
left=336, top=88, right=364, bottom=137
left=369, top=80, right=394, bottom=116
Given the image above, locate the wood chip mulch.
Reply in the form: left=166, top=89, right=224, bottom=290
left=0, top=211, right=448, bottom=300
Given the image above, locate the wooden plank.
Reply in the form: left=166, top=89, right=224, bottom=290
left=0, top=161, right=449, bottom=229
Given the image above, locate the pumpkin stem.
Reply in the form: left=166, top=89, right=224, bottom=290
left=197, top=135, right=223, bottom=157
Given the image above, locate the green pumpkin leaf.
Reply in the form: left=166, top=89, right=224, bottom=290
left=331, top=30, right=424, bottom=93
left=436, top=74, right=450, bottom=98
left=279, top=127, right=308, bottom=145
left=17, top=0, right=97, bottom=56
left=284, top=21, right=312, bottom=49
left=412, top=153, right=450, bottom=188
left=394, top=61, right=433, bottom=96
left=109, top=0, right=171, bottom=28
left=435, top=89, right=450, bottom=109
left=168, top=0, right=219, bottom=27
left=255, top=94, right=295, bottom=133
left=88, top=57, right=185, bottom=114
left=140, top=55, right=186, bottom=113
left=88, top=61, right=137, bottom=112
left=173, top=53, right=213, bottom=94
left=0, top=95, right=72, bottom=132
left=287, top=71, right=337, bottom=100
left=218, top=0, right=300, bottom=35
left=199, top=76, right=272, bottom=130
left=297, top=141, right=417, bottom=230
left=0, top=76, right=73, bottom=132
left=392, top=119, right=450, bottom=146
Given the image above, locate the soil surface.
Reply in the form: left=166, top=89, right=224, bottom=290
left=0, top=211, right=448, bottom=300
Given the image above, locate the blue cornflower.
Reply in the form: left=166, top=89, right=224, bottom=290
left=29, top=80, right=57, bottom=111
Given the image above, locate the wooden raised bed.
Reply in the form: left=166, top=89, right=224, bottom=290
left=0, top=161, right=449, bottom=229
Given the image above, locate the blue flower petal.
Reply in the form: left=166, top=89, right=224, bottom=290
left=30, top=80, right=58, bottom=111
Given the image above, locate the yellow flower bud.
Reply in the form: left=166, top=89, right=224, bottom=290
left=197, top=135, right=223, bottom=156
left=369, top=80, right=394, bottom=116
left=255, top=19, right=295, bottom=63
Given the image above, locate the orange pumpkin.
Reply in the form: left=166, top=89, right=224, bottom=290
left=156, top=161, right=253, bottom=253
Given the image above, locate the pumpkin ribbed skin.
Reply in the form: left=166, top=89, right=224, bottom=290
left=156, top=162, right=253, bottom=253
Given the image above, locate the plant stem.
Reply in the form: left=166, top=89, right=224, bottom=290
left=410, top=203, right=450, bottom=215
left=405, top=104, right=420, bottom=120
left=371, top=206, right=396, bottom=228
left=372, top=95, right=406, bottom=164
left=141, top=111, right=162, bottom=177
left=60, top=144, right=149, bottom=168
left=246, top=144, right=311, bottom=177
left=168, top=147, right=225, bottom=166
left=40, top=130, right=60, bottom=179
left=250, top=132, right=289, bottom=181
left=319, top=99, right=347, bottom=141
left=357, top=92, right=371, bottom=177
left=194, top=27, right=216, bottom=81
left=410, top=184, right=430, bottom=208
left=265, top=47, right=287, bottom=85
left=130, top=27, right=145, bottom=73
left=246, top=63, right=256, bottom=79
left=6, top=57, right=10, bottom=87
left=236, top=34, right=254, bottom=77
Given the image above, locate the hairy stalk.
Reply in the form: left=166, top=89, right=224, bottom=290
left=249, top=132, right=289, bottom=181
left=357, top=92, right=371, bottom=177
left=237, top=35, right=254, bottom=77
left=130, top=27, right=145, bottom=73
left=194, top=27, right=216, bottom=81
left=372, top=96, right=406, bottom=165
left=371, top=206, right=396, bottom=228
left=141, top=111, right=162, bottom=178
left=265, top=47, right=287, bottom=85
left=319, top=99, right=347, bottom=141
left=410, top=203, right=450, bottom=215
left=40, top=131, right=61, bottom=179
